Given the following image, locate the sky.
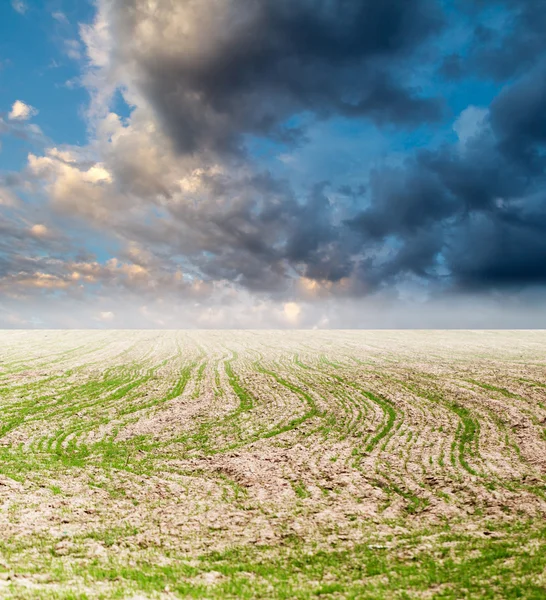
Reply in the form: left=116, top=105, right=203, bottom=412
left=1, top=0, right=546, bottom=329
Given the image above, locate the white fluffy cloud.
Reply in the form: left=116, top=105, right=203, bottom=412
left=8, top=100, right=38, bottom=121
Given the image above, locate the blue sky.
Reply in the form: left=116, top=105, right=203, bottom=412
left=0, top=2, right=94, bottom=166
left=1, top=0, right=546, bottom=328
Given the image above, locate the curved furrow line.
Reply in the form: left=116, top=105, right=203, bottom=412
left=288, top=356, right=393, bottom=449
left=284, top=356, right=435, bottom=514
left=398, top=378, right=546, bottom=506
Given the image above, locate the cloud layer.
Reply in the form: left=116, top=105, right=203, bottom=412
left=1, top=0, right=546, bottom=327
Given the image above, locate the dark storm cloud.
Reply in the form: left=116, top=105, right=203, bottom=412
left=349, top=58, right=546, bottom=291
left=445, top=0, right=546, bottom=82
left=91, top=0, right=451, bottom=296
left=110, top=0, right=444, bottom=156
left=350, top=165, right=457, bottom=239
left=121, top=173, right=357, bottom=293
left=439, top=63, right=546, bottom=289
left=16, top=0, right=543, bottom=307
left=97, top=0, right=546, bottom=295
left=447, top=212, right=546, bottom=289
left=489, top=63, right=546, bottom=169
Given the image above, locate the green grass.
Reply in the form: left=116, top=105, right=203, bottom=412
left=224, top=352, right=254, bottom=412
left=2, top=519, right=545, bottom=599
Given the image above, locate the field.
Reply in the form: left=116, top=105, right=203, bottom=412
left=0, top=330, right=545, bottom=599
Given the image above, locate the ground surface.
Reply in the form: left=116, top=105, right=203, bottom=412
left=0, top=330, right=545, bottom=599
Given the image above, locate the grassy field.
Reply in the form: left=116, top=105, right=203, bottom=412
left=0, top=330, right=545, bottom=599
